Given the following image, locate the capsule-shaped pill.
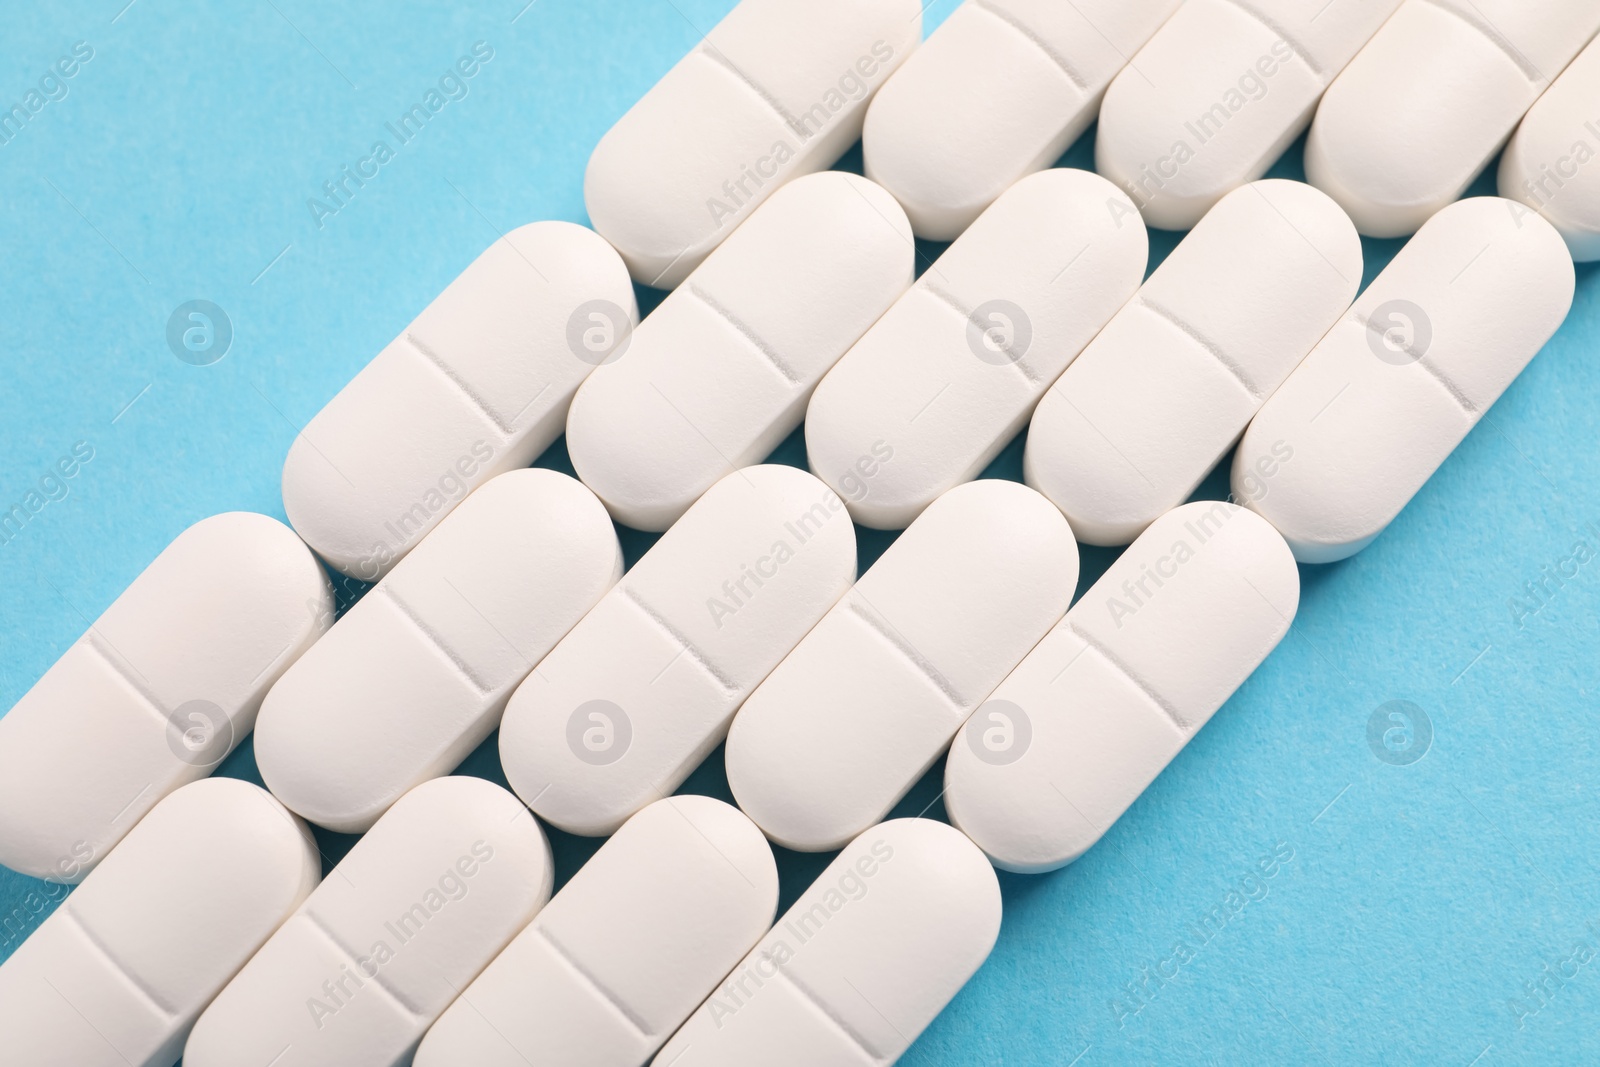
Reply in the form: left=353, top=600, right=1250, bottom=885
left=282, top=221, right=636, bottom=579
left=0, top=779, right=317, bottom=1067
left=416, top=796, right=777, bottom=1067
left=1097, top=0, right=1402, bottom=230
left=585, top=0, right=921, bottom=288
left=1308, top=0, right=1600, bottom=237
left=946, top=502, right=1299, bottom=873
left=651, top=818, right=1000, bottom=1067
left=499, top=465, right=856, bottom=836
left=0, top=512, right=330, bottom=883
left=728, top=480, right=1077, bottom=852
left=864, top=0, right=1180, bottom=240
left=184, top=776, right=551, bottom=1067
left=806, top=167, right=1148, bottom=530
left=1234, top=197, right=1575, bottom=563
left=1027, top=179, right=1362, bottom=546
left=1500, top=34, right=1600, bottom=261
left=257, top=470, right=621, bottom=833
left=568, top=172, right=914, bottom=531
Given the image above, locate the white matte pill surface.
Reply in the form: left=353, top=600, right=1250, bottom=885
left=1096, top=0, right=1402, bottom=230
left=184, top=776, right=550, bottom=1067
left=1307, top=0, right=1600, bottom=237
left=864, top=0, right=1179, bottom=240
left=568, top=172, right=913, bottom=531
left=416, top=796, right=777, bottom=1067
left=806, top=167, right=1147, bottom=529
left=1026, top=180, right=1361, bottom=546
left=946, top=502, right=1298, bottom=873
left=0, top=512, right=330, bottom=883
left=652, top=818, right=1000, bottom=1066
left=1500, top=34, right=1600, bottom=261
left=282, top=221, right=635, bottom=579
left=1234, top=197, right=1575, bottom=563
left=585, top=0, right=921, bottom=288
left=257, top=470, right=621, bottom=834
left=728, top=479, right=1077, bottom=852
left=0, top=779, right=317, bottom=1067
left=499, top=465, right=855, bottom=836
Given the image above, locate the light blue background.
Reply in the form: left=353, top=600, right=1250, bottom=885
left=1, top=2, right=1598, bottom=1064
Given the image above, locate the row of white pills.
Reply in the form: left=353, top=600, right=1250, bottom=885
left=0, top=0, right=1593, bottom=1063
left=866, top=0, right=1600, bottom=248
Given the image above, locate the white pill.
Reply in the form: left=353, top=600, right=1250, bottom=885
left=1026, top=179, right=1362, bottom=546
left=499, top=465, right=855, bottom=836
left=256, top=470, right=621, bottom=834
left=416, top=796, right=777, bottom=1067
left=651, top=818, right=999, bottom=1066
left=0, top=779, right=316, bottom=1067
left=568, top=172, right=914, bottom=532
left=1500, top=34, right=1600, bottom=261
left=945, top=502, right=1298, bottom=874
left=1234, top=197, right=1575, bottom=563
left=183, top=776, right=550, bottom=1067
left=0, top=513, right=330, bottom=884
left=1307, top=0, right=1600, bottom=237
left=864, top=0, right=1180, bottom=240
left=728, top=480, right=1077, bottom=852
left=1096, top=0, right=1402, bottom=231
left=806, top=167, right=1148, bottom=530
left=585, top=0, right=921, bottom=289
left=282, top=221, right=636, bottom=579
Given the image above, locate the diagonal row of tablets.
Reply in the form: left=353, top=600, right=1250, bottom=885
left=0, top=0, right=1593, bottom=1064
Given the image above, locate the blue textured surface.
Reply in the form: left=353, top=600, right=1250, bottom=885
left=2, top=2, right=1599, bottom=1064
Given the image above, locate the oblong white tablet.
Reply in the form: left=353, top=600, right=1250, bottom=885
left=0, top=512, right=330, bottom=883
left=568, top=172, right=914, bottom=531
left=1026, top=180, right=1362, bottom=546
left=282, top=221, right=636, bottom=579
left=1307, top=0, right=1600, bottom=237
left=945, top=502, right=1298, bottom=873
left=806, top=167, right=1148, bottom=530
left=256, top=470, right=621, bottom=834
left=1234, top=197, right=1575, bottom=563
left=416, top=796, right=777, bottom=1067
left=499, top=465, right=855, bottom=836
left=585, top=0, right=921, bottom=288
left=1096, top=0, right=1402, bottom=230
left=184, top=776, right=550, bottom=1067
left=652, top=818, right=1000, bottom=1066
left=0, top=778, right=317, bottom=1067
left=864, top=0, right=1180, bottom=240
left=1500, top=34, right=1600, bottom=261
left=728, top=480, right=1077, bottom=852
